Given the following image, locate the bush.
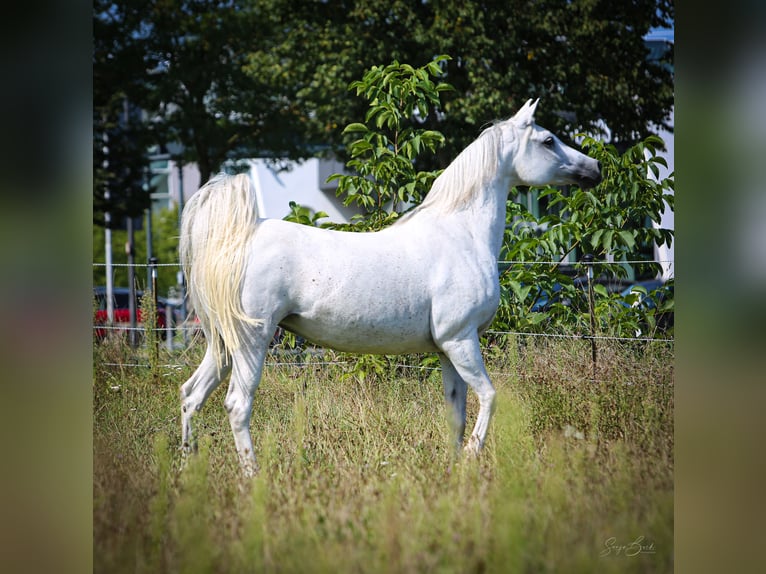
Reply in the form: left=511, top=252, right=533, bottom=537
left=495, top=135, right=674, bottom=337
left=320, top=57, right=675, bottom=338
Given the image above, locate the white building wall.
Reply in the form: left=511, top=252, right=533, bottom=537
left=247, top=158, right=362, bottom=224
left=163, top=157, right=361, bottom=225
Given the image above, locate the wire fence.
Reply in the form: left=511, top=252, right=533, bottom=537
left=97, top=342, right=674, bottom=378
left=91, top=333, right=677, bottom=381
left=93, top=259, right=674, bottom=372
left=96, top=340, right=675, bottom=386
left=94, top=259, right=676, bottom=268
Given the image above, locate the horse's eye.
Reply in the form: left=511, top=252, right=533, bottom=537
left=543, top=136, right=555, bottom=148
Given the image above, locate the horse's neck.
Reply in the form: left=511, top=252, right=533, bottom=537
left=452, top=177, right=512, bottom=260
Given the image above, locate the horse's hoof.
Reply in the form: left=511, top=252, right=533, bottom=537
left=464, top=435, right=482, bottom=457
left=241, top=461, right=259, bottom=478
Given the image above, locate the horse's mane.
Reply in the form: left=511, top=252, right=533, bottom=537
left=396, top=122, right=504, bottom=223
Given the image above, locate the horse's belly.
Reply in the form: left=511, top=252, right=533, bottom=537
left=279, top=312, right=438, bottom=354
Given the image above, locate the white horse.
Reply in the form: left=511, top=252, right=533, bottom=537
left=179, top=99, right=601, bottom=475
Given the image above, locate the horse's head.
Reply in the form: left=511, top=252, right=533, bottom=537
left=499, top=99, right=602, bottom=189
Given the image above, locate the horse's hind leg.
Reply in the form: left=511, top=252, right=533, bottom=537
left=223, top=330, right=270, bottom=476
left=180, top=345, right=231, bottom=454
left=439, top=353, right=468, bottom=448
left=439, top=335, right=496, bottom=455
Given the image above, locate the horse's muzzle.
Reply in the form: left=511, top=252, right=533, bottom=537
left=577, top=161, right=602, bottom=189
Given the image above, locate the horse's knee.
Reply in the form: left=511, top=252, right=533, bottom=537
left=224, top=394, right=252, bottom=430
left=478, top=385, right=496, bottom=409
left=180, top=403, right=195, bottom=427
left=180, top=377, right=198, bottom=403
left=223, top=394, right=238, bottom=416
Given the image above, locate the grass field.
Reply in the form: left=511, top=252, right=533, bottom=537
left=93, top=334, right=673, bottom=573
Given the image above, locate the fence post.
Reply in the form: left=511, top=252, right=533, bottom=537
left=126, top=224, right=138, bottom=348
left=582, top=253, right=597, bottom=381
left=149, top=257, right=160, bottom=362
left=149, top=257, right=158, bottom=298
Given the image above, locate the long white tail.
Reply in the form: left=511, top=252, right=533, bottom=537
left=180, top=173, right=263, bottom=369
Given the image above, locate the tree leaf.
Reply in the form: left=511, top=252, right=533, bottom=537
left=343, top=123, right=369, bottom=134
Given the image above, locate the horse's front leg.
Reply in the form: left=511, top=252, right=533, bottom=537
left=180, top=346, right=230, bottom=456
left=439, top=335, right=497, bottom=456
left=439, top=353, right=468, bottom=449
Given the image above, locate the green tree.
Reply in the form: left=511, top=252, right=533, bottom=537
left=93, top=0, right=307, bottom=192
left=326, top=57, right=452, bottom=229
left=244, top=0, right=674, bottom=165
left=94, top=0, right=673, bottom=196
left=244, top=0, right=438, bottom=153
left=93, top=2, right=154, bottom=228
left=92, top=96, right=153, bottom=228
left=426, top=0, right=674, bottom=156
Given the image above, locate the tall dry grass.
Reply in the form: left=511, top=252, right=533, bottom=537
left=93, top=334, right=673, bottom=573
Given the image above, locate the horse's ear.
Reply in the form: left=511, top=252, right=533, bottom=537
left=513, top=98, right=539, bottom=127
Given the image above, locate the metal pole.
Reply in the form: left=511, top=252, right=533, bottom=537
left=144, top=165, right=153, bottom=291
left=104, top=203, right=114, bottom=324
left=102, top=130, right=114, bottom=324
left=145, top=209, right=153, bottom=292
left=146, top=205, right=157, bottom=297
left=177, top=163, right=188, bottom=344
